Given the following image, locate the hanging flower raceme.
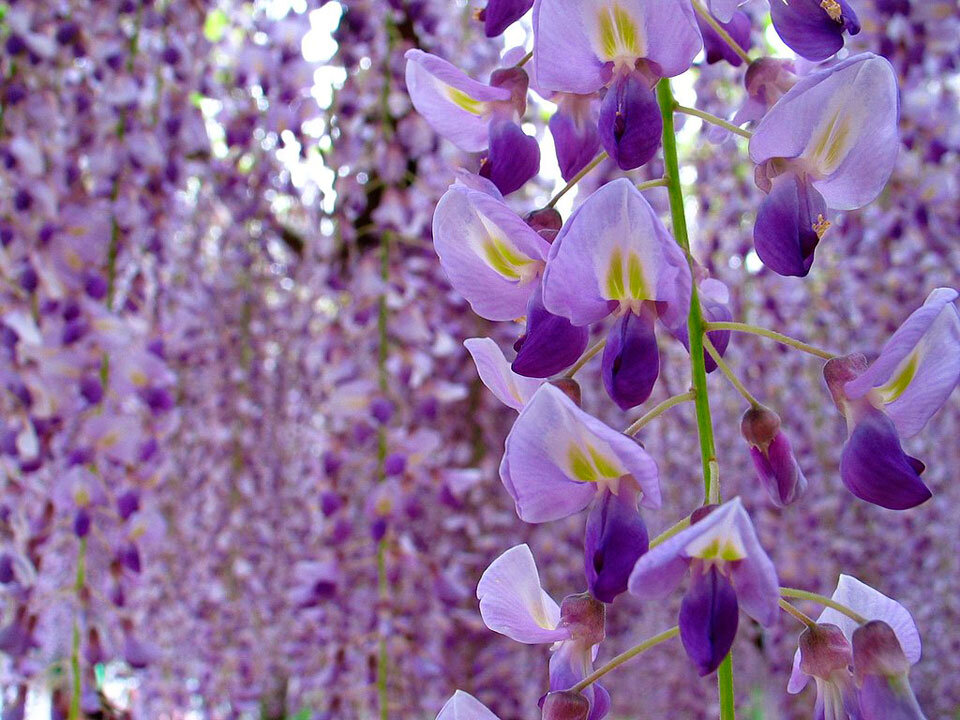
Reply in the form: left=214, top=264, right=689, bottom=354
left=542, top=179, right=691, bottom=409
left=788, top=575, right=925, bottom=720
left=477, top=544, right=609, bottom=720
left=628, top=498, right=779, bottom=676
left=749, top=53, right=899, bottom=276
left=823, top=288, right=959, bottom=509
left=534, top=0, right=701, bottom=169
left=770, top=0, right=861, bottom=62
left=432, top=175, right=550, bottom=321
left=500, top=383, right=661, bottom=523
left=405, top=50, right=539, bottom=194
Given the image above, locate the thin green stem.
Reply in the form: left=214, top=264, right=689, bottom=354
left=675, top=105, right=752, bottom=139
left=705, top=321, right=836, bottom=360
left=571, top=626, right=679, bottom=692
left=779, top=598, right=818, bottom=629
left=703, top=335, right=759, bottom=407
left=691, top=0, right=751, bottom=64
left=564, top=337, right=606, bottom=378
left=649, top=515, right=691, bottom=549
left=515, top=50, right=533, bottom=68
left=636, top=177, right=669, bottom=191
left=659, top=77, right=733, bottom=720
left=68, top=537, right=87, bottom=720
left=376, top=541, right=389, bottom=720
left=547, top=152, right=607, bottom=208
left=780, top=587, right=868, bottom=625
left=624, top=390, right=695, bottom=436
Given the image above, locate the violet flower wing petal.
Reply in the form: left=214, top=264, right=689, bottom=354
left=464, top=337, right=544, bottom=411
left=679, top=566, right=740, bottom=676
left=601, top=308, right=660, bottom=410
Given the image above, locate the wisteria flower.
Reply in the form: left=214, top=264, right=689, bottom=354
left=464, top=337, right=545, bottom=411
left=770, top=0, right=861, bottom=62
left=628, top=498, right=779, bottom=675
left=534, top=0, right=701, bottom=169
left=788, top=575, right=924, bottom=719
left=749, top=53, right=899, bottom=276
left=740, top=405, right=808, bottom=507
left=432, top=177, right=550, bottom=321
left=542, top=178, right=691, bottom=408
left=500, top=383, right=661, bottom=523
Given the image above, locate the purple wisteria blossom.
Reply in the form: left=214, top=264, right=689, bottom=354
left=770, top=0, right=861, bottom=62
left=749, top=53, right=899, bottom=276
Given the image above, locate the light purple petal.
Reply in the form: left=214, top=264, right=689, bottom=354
left=432, top=184, right=549, bottom=321
left=707, top=0, right=742, bottom=23
left=501, top=384, right=659, bottom=522
left=845, top=288, right=960, bottom=438
left=477, top=544, right=570, bottom=644
left=750, top=53, right=899, bottom=210
left=542, top=178, right=691, bottom=327
left=436, top=690, right=502, bottom=720
left=404, top=50, right=510, bottom=152
left=464, top=337, right=545, bottom=411
left=533, top=0, right=608, bottom=94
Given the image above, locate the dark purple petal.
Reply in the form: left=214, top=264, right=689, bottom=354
left=679, top=565, right=739, bottom=676
left=754, top=172, right=827, bottom=277
left=513, top=283, right=590, bottom=378
left=584, top=487, right=649, bottom=603
left=598, top=73, right=662, bottom=171
left=549, top=108, right=601, bottom=182
left=483, top=0, right=535, bottom=37
left=749, top=432, right=808, bottom=507
left=770, top=0, right=859, bottom=62
left=479, top=119, right=540, bottom=195
left=697, top=10, right=752, bottom=67
left=601, top=307, right=659, bottom=410
left=840, top=407, right=932, bottom=510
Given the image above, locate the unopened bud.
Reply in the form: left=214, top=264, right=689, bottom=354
left=740, top=405, right=781, bottom=450
left=549, top=378, right=581, bottom=406
left=525, top=207, right=563, bottom=242
left=559, top=591, right=605, bottom=646
left=541, top=691, right=590, bottom=720
left=799, top=623, right=853, bottom=679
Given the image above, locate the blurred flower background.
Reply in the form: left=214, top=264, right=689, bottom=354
left=0, top=0, right=957, bottom=718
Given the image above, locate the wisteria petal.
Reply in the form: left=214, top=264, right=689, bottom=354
left=480, top=119, right=541, bottom=196
left=477, top=544, right=569, bottom=644
left=501, top=384, right=660, bottom=522
left=706, top=0, right=742, bottom=23
left=433, top=183, right=549, bottom=321
left=549, top=97, right=602, bottom=182
left=533, top=0, right=608, bottom=94
left=542, top=178, right=691, bottom=326
left=749, top=432, right=808, bottom=507
left=845, top=288, right=960, bottom=438
left=512, top=283, right=590, bottom=378
left=679, top=565, right=739, bottom=676
left=597, top=72, right=662, bottom=171
left=436, top=690, right=502, bottom=720
left=584, top=486, right=649, bottom=603
left=839, top=406, right=932, bottom=510
left=404, top=49, right=510, bottom=152
left=484, top=0, right=536, bottom=37
left=697, top=10, right=752, bottom=67
left=601, top=307, right=660, bottom=410
left=753, top=171, right=827, bottom=277
left=750, top=53, right=899, bottom=210
left=464, top=337, right=544, bottom=411
left=770, top=0, right=860, bottom=62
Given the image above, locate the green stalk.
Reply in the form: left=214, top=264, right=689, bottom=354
left=68, top=538, right=87, bottom=720
left=657, top=79, right=735, bottom=720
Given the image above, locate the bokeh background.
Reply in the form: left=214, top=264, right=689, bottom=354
left=0, top=0, right=957, bottom=718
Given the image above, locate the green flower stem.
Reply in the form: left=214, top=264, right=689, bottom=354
left=690, top=0, right=752, bottom=64
left=564, top=337, right=606, bottom=378
left=68, top=537, right=87, bottom=720
left=779, top=598, right=818, bottom=629
left=779, top=587, right=868, bottom=624
left=658, top=77, right=735, bottom=720
left=637, top=177, right=669, bottom=191
left=675, top=104, right=753, bottom=139
left=649, top=515, right=692, bottom=549
left=704, top=321, right=836, bottom=360
left=703, top=335, right=760, bottom=407
left=547, top=152, right=608, bottom=208
left=570, top=626, right=680, bottom=693
left=624, top=390, right=695, bottom=436
left=515, top=49, right=533, bottom=68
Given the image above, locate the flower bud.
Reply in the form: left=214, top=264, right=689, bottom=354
left=549, top=378, right=582, bottom=407
left=741, top=405, right=807, bottom=506
left=558, top=592, right=605, bottom=647
left=525, top=207, right=563, bottom=243
left=541, top=691, right=590, bottom=720
left=799, top=623, right=852, bottom=679
left=852, top=621, right=927, bottom=720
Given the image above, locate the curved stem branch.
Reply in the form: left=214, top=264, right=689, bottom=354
left=624, top=390, right=695, bottom=435
left=564, top=337, right=606, bottom=378
left=515, top=50, right=533, bottom=68
left=703, top=335, right=759, bottom=407
left=571, top=626, right=680, bottom=692
left=675, top=105, right=752, bottom=139
left=637, top=177, right=669, bottom=191
left=691, top=0, right=752, bottom=64
left=705, top=321, right=836, bottom=360
left=779, top=587, right=868, bottom=625
left=780, top=598, right=818, bottom=629
left=649, top=515, right=691, bottom=549
left=547, top=152, right=608, bottom=208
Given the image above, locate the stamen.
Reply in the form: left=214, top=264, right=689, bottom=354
left=812, top=214, right=831, bottom=239
left=820, top=0, right=843, bottom=22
